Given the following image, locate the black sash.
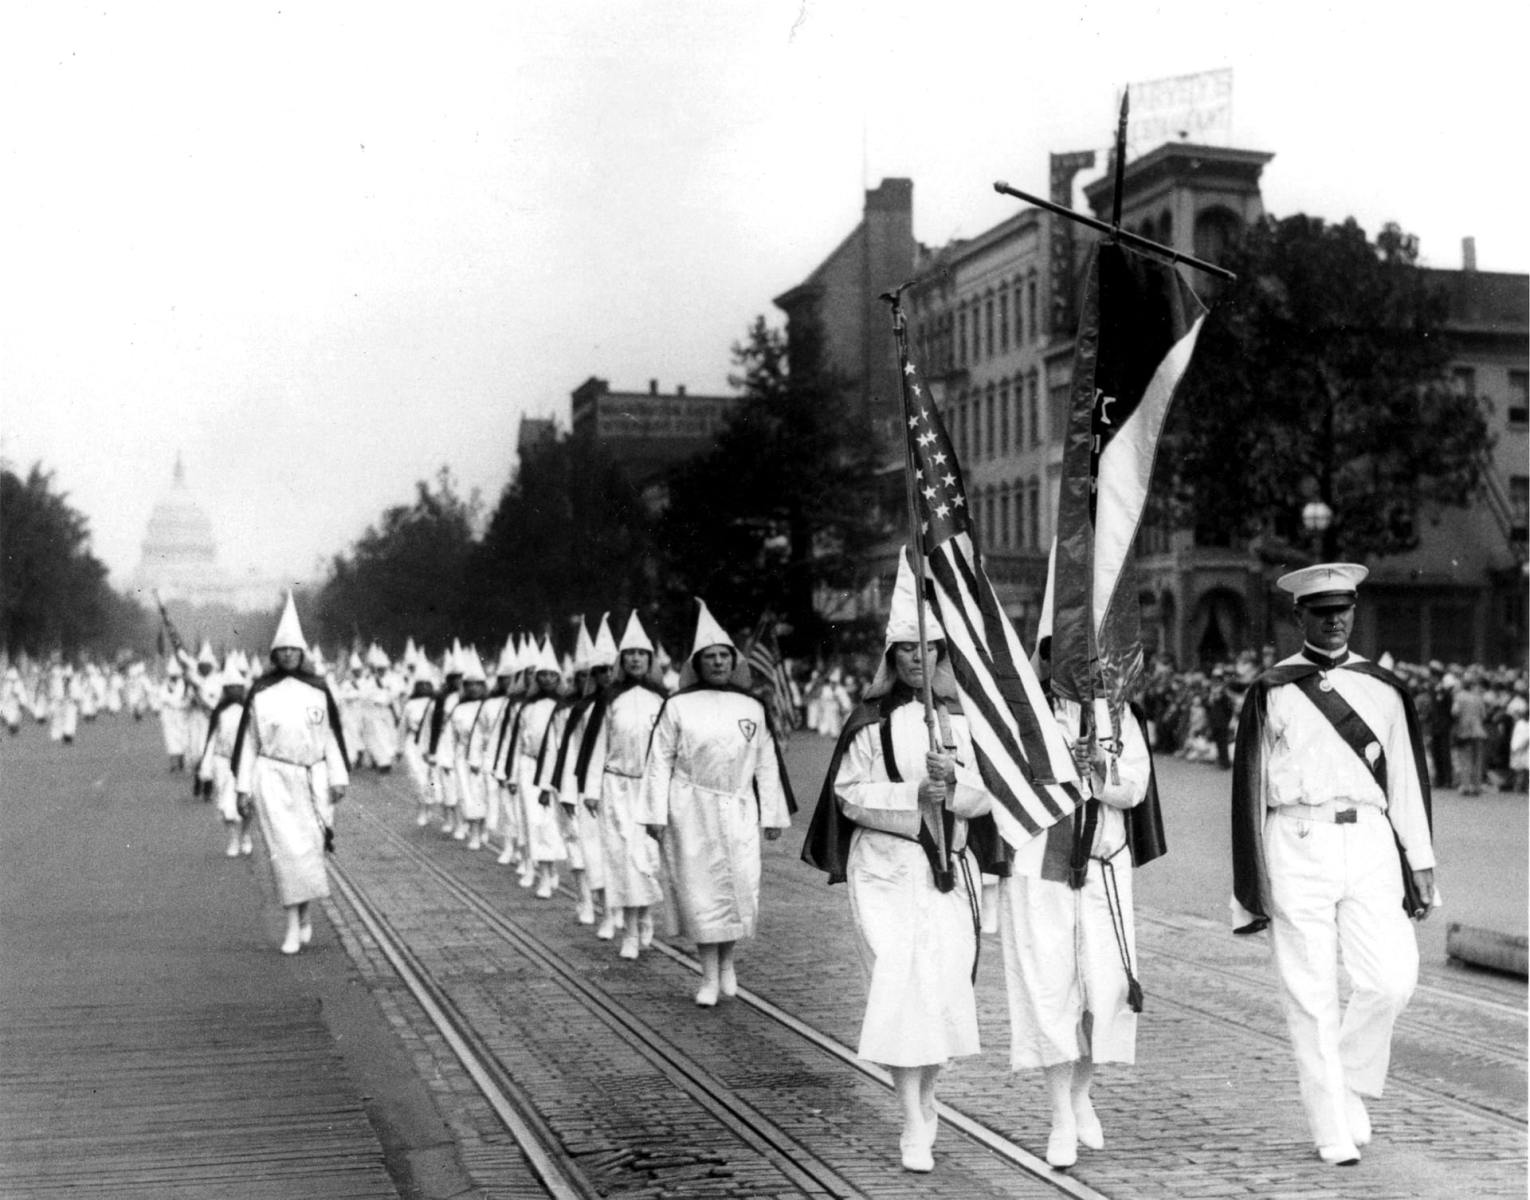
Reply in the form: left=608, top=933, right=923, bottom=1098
left=1294, top=673, right=1387, bottom=791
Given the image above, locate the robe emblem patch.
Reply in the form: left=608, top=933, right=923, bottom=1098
left=738, top=719, right=757, bottom=741
left=308, top=707, right=325, bottom=726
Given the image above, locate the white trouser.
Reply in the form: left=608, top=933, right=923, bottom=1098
left=1264, top=806, right=1418, bottom=1149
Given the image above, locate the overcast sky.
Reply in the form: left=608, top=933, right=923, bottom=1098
left=4, top=0, right=1525, bottom=588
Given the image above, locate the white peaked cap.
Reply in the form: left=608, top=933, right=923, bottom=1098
left=688, top=598, right=737, bottom=659
left=196, top=639, right=217, bottom=667
left=591, top=613, right=619, bottom=667
left=534, top=635, right=562, bottom=676
left=883, top=547, right=944, bottom=645
left=404, top=637, right=418, bottom=666
left=618, top=611, right=654, bottom=653
left=511, top=634, right=532, bottom=672
left=448, top=638, right=465, bottom=675
left=222, top=649, right=240, bottom=675
left=560, top=652, right=575, bottom=677
left=270, top=591, right=308, bottom=654
left=573, top=617, right=595, bottom=672
left=348, top=650, right=364, bottom=672
left=366, top=643, right=390, bottom=669
left=495, top=635, right=517, bottom=676
left=1276, top=562, right=1368, bottom=608
left=460, top=645, right=487, bottom=683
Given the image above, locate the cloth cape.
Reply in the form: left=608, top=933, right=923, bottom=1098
left=1230, top=658, right=1433, bottom=934
left=652, top=681, right=798, bottom=815
left=229, top=666, right=350, bottom=780
left=800, top=687, right=1014, bottom=885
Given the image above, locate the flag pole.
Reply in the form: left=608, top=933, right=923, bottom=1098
left=991, top=182, right=1235, bottom=282
left=881, top=284, right=952, bottom=886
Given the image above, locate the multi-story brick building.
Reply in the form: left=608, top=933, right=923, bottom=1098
left=568, top=376, right=740, bottom=487
left=777, top=143, right=1528, bottom=666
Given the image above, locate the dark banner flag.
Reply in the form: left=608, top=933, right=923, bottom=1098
left=898, top=356, right=1082, bottom=849
left=1051, top=240, right=1208, bottom=730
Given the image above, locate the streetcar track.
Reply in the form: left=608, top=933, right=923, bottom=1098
left=346, top=796, right=1109, bottom=1200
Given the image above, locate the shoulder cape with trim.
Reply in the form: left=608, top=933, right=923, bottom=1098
left=1230, top=659, right=1432, bottom=934
left=651, top=681, right=797, bottom=815
left=800, top=689, right=1013, bottom=885
left=230, top=668, right=350, bottom=779
left=571, top=676, right=669, bottom=793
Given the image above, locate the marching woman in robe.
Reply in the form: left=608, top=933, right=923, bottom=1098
left=398, top=666, right=437, bottom=827
left=506, top=637, right=569, bottom=896
left=993, top=632, right=1162, bottom=1170
left=233, top=593, right=349, bottom=956
left=488, top=636, right=533, bottom=868
left=424, top=647, right=464, bottom=837
left=640, top=600, right=793, bottom=1007
left=579, top=612, right=669, bottom=953
left=472, top=638, right=519, bottom=851
left=357, top=645, right=400, bottom=772
left=802, top=550, right=1010, bottom=1173
left=199, top=654, right=253, bottom=858
left=447, top=648, right=492, bottom=850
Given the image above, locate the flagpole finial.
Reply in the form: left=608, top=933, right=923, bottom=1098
left=1111, top=86, right=1130, bottom=231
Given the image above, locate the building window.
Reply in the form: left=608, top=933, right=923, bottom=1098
left=1000, top=488, right=1012, bottom=548
left=985, top=297, right=995, bottom=360
left=955, top=390, right=967, bottom=461
left=1027, top=478, right=1040, bottom=547
left=1026, top=271, right=1039, bottom=342
left=1014, top=281, right=1024, bottom=345
left=958, top=309, right=968, bottom=366
left=986, top=489, right=997, bottom=548
left=1512, top=475, right=1529, bottom=543
left=1508, top=369, right=1528, bottom=429
left=1028, top=370, right=1041, bottom=446
left=985, top=383, right=997, bottom=459
left=999, top=293, right=1010, bottom=353
left=1015, top=484, right=1025, bottom=550
left=999, top=379, right=1011, bottom=455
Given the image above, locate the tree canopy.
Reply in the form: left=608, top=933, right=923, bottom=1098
left=1, top=463, right=151, bottom=657
left=1162, top=214, right=1491, bottom=561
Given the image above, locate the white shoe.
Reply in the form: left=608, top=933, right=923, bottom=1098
left=694, top=981, right=719, bottom=1007
left=596, top=913, right=618, bottom=940
left=719, top=963, right=738, bottom=998
left=416, top=811, right=430, bottom=827
left=576, top=899, right=595, bottom=925
left=225, top=842, right=241, bottom=858
left=900, top=1122, right=934, bottom=1173
left=1317, top=1142, right=1361, bottom=1166
left=518, top=866, right=535, bottom=889
left=453, top=824, right=467, bottom=841
left=619, top=935, right=639, bottom=960
left=1346, top=1091, right=1372, bottom=1147
left=467, top=834, right=481, bottom=851
left=299, top=919, right=313, bottom=946
left=440, top=819, right=454, bottom=834
left=1075, top=1097, right=1103, bottom=1150
left=280, top=932, right=301, bottom=955
left=496, top=844, right=515, bottom=865
left=639, top=913, right=655, bottom=947
left=1046, top=1127, right=1078, bottom=1169
left=240, top=835, right=253, bottom=856
left=534, top=876, right=554, bottom=899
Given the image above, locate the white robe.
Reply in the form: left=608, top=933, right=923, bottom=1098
left=449, top=696, right=491, bottom=821
left=235, top=675, right=349, bottom=906
left=995, top=698, right=1149, bottom=1070
left=358, top=676, right=399, bottom=768
left=640, top=687, right=790, bottom=944
left=585, top=684, right=666, bottom=910
left=398, top=695, right=433, bottom=801
left=544, top=699, right=602, bottom=883
left=835, top=698, right=990, bottom=1067
left=199, top=701, right=246, bottom=822
left=514, top=696, right=566, bottom=862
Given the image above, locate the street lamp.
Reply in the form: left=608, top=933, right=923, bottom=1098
left=1301, top=499, right=1333, bottom=558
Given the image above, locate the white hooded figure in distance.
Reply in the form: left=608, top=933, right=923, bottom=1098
left=398, top=664, right=437, bottom=827
left=640, top=599, right=794, bottom=1007
left=233, top=593, right=350, bottom=955
left=579, top=612, right=669, bottom=953
left=199, top=654, right=254, bottom=858
left=507, top=636, right=569, bottom=896
left=446, top=646, right=492, bottom=850
left=358, top=644, right=400, bottom=771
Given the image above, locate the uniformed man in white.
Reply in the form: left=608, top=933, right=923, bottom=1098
left=1230, top=563, right=1437, bottom=1166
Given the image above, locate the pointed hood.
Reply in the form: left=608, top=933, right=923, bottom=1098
left=403, top=637, right=418, bottom=668
left=196, top=639, right=217, bottom=668
left=495, top=635, right=518, bottom=677
left=447, top=638, right=465, bottom=677
left=679, top=598, right=751, bottom=690
left=865, top=548, right=956, bottom=701
left=270, top=591, right=308, bottom=655
left=617, top=611, right=654, bottom=654
left=590, top=613, right=619, bottom=668
left=534, top=635, right=561, bottom=677
left=460, top=645, right=487, bottom=683
left=366, top=643, right=390, bottom=670
left=572, top=617, right=595, bottom=673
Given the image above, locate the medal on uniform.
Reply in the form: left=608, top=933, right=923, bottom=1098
left=1318, top=672, right=1333, bottom=692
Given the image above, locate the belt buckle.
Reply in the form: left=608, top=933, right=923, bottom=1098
left=1335, top=808, right=1358, bottom=825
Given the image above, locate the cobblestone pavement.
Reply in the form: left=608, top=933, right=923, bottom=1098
left=325, top=735, right=1526, bottom=1200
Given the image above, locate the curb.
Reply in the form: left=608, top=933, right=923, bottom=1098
left=1446, top=922, right=1528, bottom=978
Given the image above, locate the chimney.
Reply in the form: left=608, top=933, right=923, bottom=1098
left=649, top=379, right=658, bottom=395
left=1462, top=237, right=1477, bottom=272
left=676, top=384, right=686, bottom=397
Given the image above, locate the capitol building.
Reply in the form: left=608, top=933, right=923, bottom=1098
left=127, top=456, right=284, bottom=613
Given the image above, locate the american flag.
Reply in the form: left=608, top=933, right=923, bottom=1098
left=900, top=355, right=1082, bottom=847
left=745, top=613, right=798, bottom=737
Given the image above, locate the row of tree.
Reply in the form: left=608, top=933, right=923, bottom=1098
left=307, top=213, right=1493, bottom=664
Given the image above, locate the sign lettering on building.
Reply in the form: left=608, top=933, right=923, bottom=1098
left=1119, top=68, right=1233, bottom=161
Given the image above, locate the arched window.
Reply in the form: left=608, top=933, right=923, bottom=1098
left=1027, top=370, right=1040, bottom=447
left=984, top=294, right=995, bottom=360
left=1026, top=271, right=1039, bottom=341
left=985, top=383, right=997, bottom=459
left=1194, top=206, right=1243, bottom=265
left=999, top=378, right=1011, bottom=455
left=999, top=291, right=1010, bottom=353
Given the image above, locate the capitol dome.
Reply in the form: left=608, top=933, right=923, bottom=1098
left=128, top=456, right=231, bottom=605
